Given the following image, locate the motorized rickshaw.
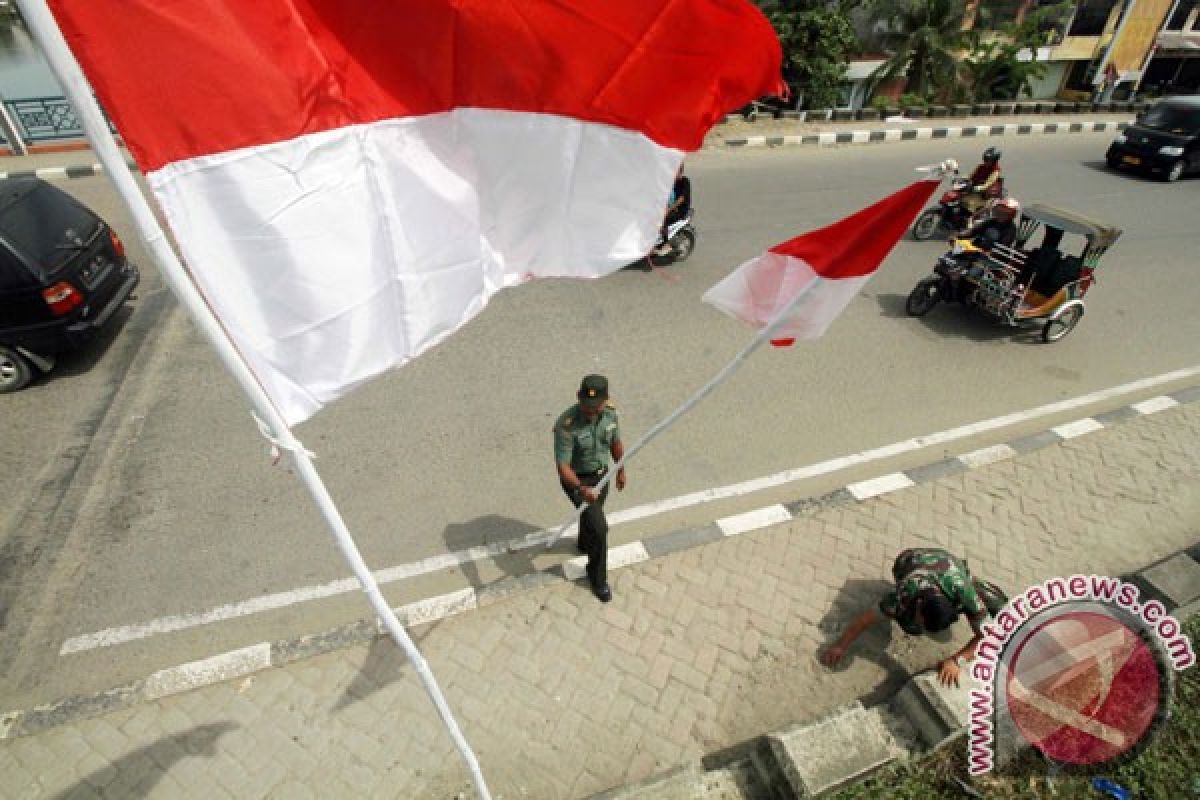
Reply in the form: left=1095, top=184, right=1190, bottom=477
left=905, top=204, right=1122, bottom=343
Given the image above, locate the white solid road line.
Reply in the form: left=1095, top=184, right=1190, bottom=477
left=59, top=365, right=1200, bottom=656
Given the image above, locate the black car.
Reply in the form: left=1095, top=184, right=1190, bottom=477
left=0, top=177, right=139, bottom=392
left=1105, top=95, right=1200, bottom=182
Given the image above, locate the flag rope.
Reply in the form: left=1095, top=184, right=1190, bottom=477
left=18, top=2, right=493, bottom=797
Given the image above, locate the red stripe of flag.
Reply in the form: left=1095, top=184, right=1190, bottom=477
left=48, top=0, right=783, bottom=171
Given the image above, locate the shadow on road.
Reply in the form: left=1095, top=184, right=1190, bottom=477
left=873, top=292, right=1045, bottom=345
left=443, top=514, right=548, bottom=591
left=51, top=721, right=236, bottom=799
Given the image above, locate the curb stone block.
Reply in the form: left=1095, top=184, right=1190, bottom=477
left=888, top=671, right=971, bottom=750
left=767, top=702, right=900, bottom=798
left=1141, top=553, right=1200, bottom=607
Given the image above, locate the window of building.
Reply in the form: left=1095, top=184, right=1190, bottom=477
left=1063, top=59, right=1096, bottom=91
left=1068, top=0, right=1118, bottom=36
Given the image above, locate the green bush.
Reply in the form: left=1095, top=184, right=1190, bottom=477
left=899, top=93, right=927, bottom=108
left=871, top=95, right=893, bottom=111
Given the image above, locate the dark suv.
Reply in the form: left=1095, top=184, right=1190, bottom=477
left=0, top=178, right=139, bottom=392
left=1105, top=95, right=1200, bottom=182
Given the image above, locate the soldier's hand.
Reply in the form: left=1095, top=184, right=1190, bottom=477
left=820, top=644, right=848, bottom=668
left=580, top=486, right=598, bottom=503
left=938, top=658, right=962, bottom=688
left=616, top=469, right=626, bottom=491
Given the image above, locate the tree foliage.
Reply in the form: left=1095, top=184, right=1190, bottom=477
left=867, top=0, right=969, bottom=101
left=755, top=1, right=859, bottom=110
left=961, top=3, right=1070, bottom=101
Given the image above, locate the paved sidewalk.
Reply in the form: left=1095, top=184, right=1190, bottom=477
left=2, top=385, right=1198, bottom=799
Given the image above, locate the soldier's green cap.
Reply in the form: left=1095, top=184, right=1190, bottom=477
left=578, top=374, right=608, bottom=407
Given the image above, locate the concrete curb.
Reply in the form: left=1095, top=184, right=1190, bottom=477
left=3, top=383, right=1199, bottom=741
left=0, top=161, right=132, bottom=182
left=716, top=119, right=1130, bottom=150
left=0, top=120, right=1134, bottom=184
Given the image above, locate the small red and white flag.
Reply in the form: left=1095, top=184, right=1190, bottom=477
left=702, top=179, right=939, bottom=346
left=47, top=0, right=781, bottom=424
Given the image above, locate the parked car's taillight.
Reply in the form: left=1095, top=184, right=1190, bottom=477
left=42, top=281, right=85, bottom=316
left=109, top=229, right=125, bottom=258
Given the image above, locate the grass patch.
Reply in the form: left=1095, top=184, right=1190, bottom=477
left=828, top=614, right=1199, bottom=799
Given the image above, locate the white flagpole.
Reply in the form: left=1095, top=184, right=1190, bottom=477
left=17, top=3, right=492, bottom=797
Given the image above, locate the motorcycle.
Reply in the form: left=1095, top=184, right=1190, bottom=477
left=911, top=166, right=1004, bottom=241
left=905, top=237, right=988, bottom=316
left=647, top=209, right=696, bottom=266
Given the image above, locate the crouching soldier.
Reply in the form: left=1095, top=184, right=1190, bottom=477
left=820, top=547, right=1007, bottom=687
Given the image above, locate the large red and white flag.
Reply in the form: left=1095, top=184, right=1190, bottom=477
left=47, top=1, right=781, bottom=425
left=703, top=179, right=939, bottom=344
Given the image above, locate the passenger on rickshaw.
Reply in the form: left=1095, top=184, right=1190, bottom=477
left=1016, top=225, right=1081, bottom=294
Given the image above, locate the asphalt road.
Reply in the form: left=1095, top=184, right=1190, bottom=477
left=2, top=132, right=1198, bottom=707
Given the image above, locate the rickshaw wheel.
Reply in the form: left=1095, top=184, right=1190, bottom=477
left=912, top=210, right=941, bottom=241
left=906, top=279, right=940, bottom=316
left=1041, top=304, right=1083, bottom=343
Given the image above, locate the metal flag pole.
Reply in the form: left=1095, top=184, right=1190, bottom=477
left=17, top=2, right=492, bottom=797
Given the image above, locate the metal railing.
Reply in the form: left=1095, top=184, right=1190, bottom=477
left=0, top=94, right=119, bottom=154
left=8, top=94, right=82, bottom=139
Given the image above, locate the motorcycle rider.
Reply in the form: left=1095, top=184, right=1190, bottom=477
left=654, top=164, right=691, bottom=256
left=961, top=196, right=1019, bottom=252
left=963, top=147, right=1003, bottom=215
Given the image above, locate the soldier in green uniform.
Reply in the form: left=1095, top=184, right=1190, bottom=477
left=820, top=548, right=1007, bottom=686
left=554, top=375, right=626, bottom=603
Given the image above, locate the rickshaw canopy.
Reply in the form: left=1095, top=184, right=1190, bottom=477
left=1020, top=204, right=1123, bottom=250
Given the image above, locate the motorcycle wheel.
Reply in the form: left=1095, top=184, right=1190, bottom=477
left=911, top=210, right=942, bottom=241
left=670, top=229, right=696, bottom=263
left=906, top=279, right=941, bottom=317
